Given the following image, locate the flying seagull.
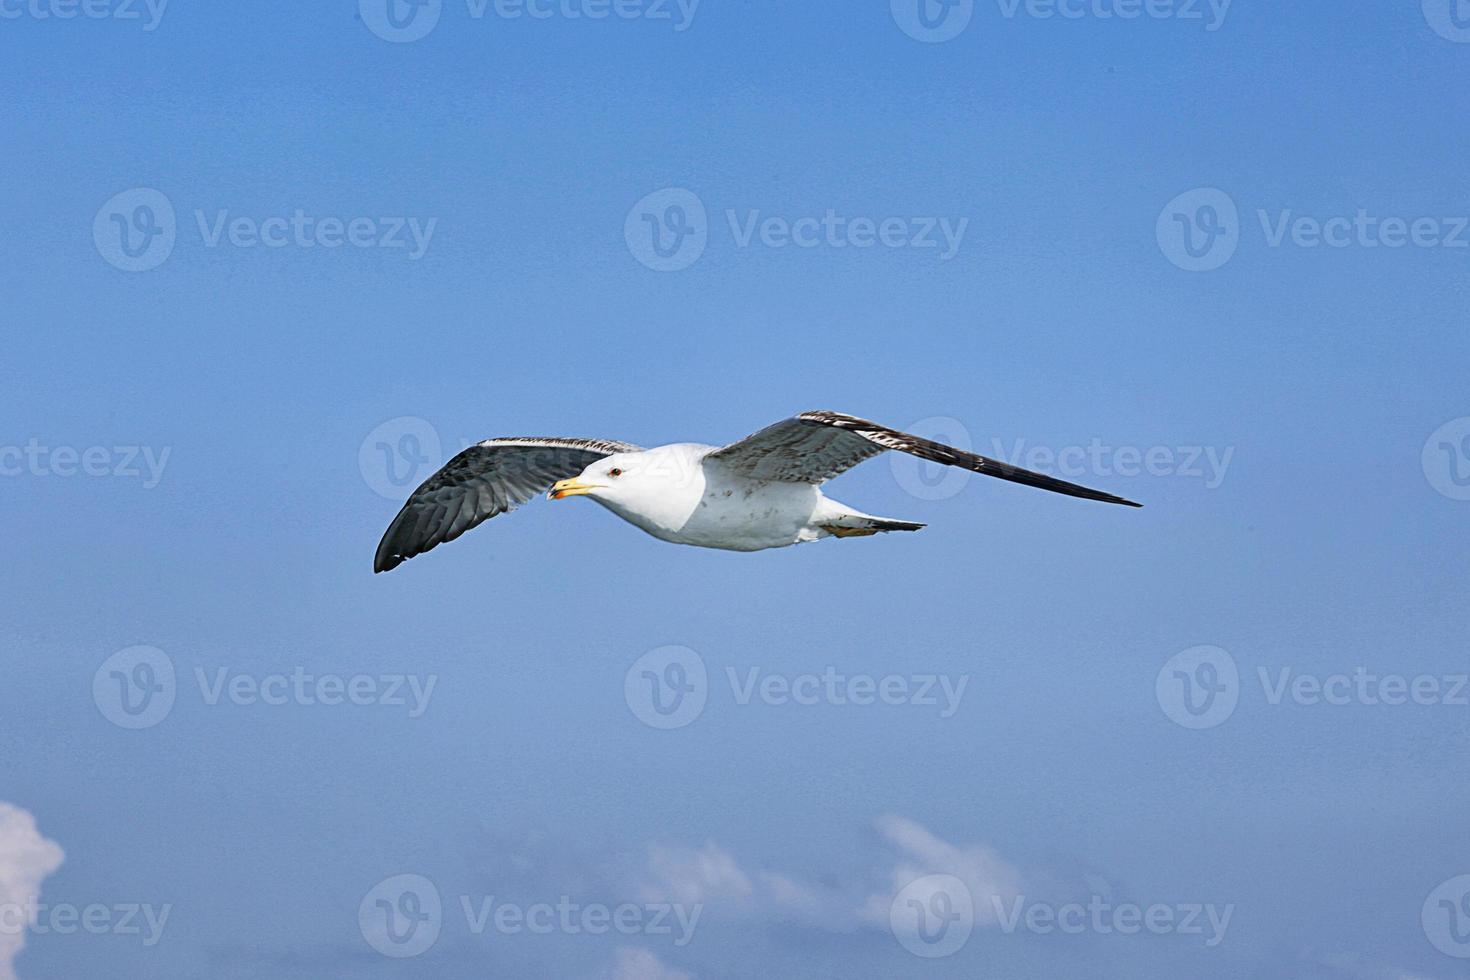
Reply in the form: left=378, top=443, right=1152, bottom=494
left=373, top=410, right=1140, bottom=572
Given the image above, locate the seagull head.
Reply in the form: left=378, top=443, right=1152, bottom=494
left=549, top=446, right=704, bottom=529
left=549, top=451, right=648, bottom=503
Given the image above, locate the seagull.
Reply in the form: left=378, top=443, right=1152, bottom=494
left=373, top=410, right=1141, bottom=572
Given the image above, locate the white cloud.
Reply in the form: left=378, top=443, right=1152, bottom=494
left=634, top=815, right=1028, bottom=935
left=602, top=946, right=692, bottom=980
left=0, top=802, right=65, bottom=980
left=635, top=840, right=855, bottom=930
left=638, top=842, right=754, bottom=907
left=859, top=814, right=1026, bottom=928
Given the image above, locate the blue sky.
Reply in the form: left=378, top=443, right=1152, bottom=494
left=2, top=1, right=1469, bottom=977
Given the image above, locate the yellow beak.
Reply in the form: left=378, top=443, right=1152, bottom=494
left=549, top=478, right=600, bottom=500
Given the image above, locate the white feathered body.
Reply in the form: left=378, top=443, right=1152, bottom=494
left=588, top=444, right=871, bottom=552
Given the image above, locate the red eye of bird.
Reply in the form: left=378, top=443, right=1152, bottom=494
left=609, top=468, right=623, bottom=477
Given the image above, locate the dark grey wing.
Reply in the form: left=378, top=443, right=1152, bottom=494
left=708, top=411, right=1142, bottom=507
left=374, top=437, right=642, bottom=573
left=704, top=413, right=888, bottom=483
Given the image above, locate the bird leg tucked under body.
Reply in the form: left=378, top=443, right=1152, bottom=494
left=821, top=525, right=880, bottom=538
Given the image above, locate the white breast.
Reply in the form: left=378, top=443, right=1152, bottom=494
left=668, top=461, right=823, bottom=551
left=590, top=447, right=825, bottom=552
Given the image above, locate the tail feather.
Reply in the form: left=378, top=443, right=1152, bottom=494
left=863, top=517, right=925, bottom=532
left=825, top=515, right=926, bottom=535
